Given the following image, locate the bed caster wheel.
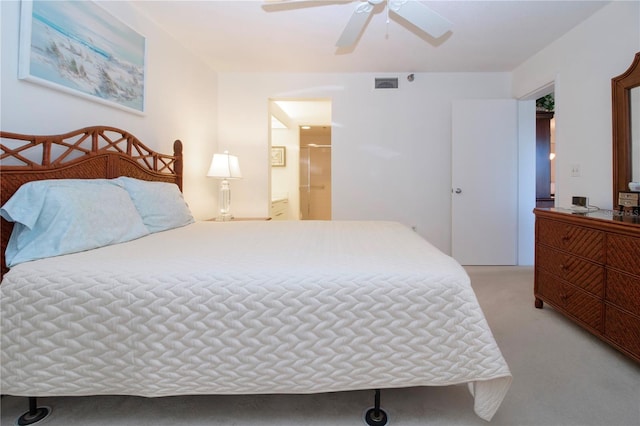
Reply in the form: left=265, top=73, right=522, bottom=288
left=16, top=407, right=50, bottom=425
left=363, top=407, right=389, bottom=426
left=16, top=398, right=51, bottom=425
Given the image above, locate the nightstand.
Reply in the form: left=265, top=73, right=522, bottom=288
left=206, top=217, right=271, bottom=221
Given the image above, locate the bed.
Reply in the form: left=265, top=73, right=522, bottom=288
left=0, top=126, right=511, bottom=425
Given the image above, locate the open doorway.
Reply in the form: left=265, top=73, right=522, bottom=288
left=536, top=93, right=555, bottom=208
left=269, top=99, right=332, bottom=220
left=515, top=83, right=555, bottom=265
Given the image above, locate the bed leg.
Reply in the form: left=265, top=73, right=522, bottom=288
left=16, top=397, right=50, bottom=425
left=363, top=389, right=388, bottom=426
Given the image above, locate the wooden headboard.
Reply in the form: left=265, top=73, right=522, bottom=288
left=0, top=125, right=183, bottom=277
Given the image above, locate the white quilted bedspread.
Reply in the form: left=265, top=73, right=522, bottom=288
left=1, top=221, right=511, bottom=420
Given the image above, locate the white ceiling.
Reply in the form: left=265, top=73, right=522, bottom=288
left=132, top=0, right=609, bottom=126
left=133, top=0, right=610, bottom=73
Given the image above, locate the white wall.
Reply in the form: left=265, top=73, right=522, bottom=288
left=512, top=1, right=640, bottom=210
left=218, top=72, right=511, bottom=253
left=0, top=0, right=219, bottom=219
left=270, top=127, right=299, bottom=219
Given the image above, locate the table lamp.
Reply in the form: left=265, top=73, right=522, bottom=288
left=207, top=151, right=242, bottom=221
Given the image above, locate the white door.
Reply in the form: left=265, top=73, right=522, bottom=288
left=451, top=99, right=518, bottom=265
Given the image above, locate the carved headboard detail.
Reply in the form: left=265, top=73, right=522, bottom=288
left=0, top=125, right=183, bottom=277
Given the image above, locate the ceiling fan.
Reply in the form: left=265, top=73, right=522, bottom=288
left=264, top=0, right=452, bottom=48
left=336, top=0, right=452, bottom=47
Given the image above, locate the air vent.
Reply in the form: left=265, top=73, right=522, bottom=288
left=375, top=78, right=399, bottom=89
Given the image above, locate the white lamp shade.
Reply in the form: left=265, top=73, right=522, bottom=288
left=207, top=151, right=242, bottom=179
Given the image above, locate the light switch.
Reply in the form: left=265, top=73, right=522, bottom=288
left=571, top=164, right=581, bottom=177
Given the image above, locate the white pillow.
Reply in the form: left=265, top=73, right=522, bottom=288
left=114, top=177, right=194, bottom=233
left=1, top=179, right=150, bottom=267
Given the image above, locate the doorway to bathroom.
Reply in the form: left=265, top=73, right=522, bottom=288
left=269, top=99, right=332, bottom=220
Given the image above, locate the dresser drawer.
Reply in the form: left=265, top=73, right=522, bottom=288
left=606, top=269, right=640, bottom=313
left=607, top=234, right=640, bottom=276
left=536, top=269, right=603, bottom=331
left=537, top=218, right=605, bottom=262
left=605, top=305, right=640, bottom=359
left=270, top=199, right=289, bottom=220
left=536, top=245, right=604, bottom=296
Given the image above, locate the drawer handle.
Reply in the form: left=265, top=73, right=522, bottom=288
left=561, top=235, right=570, bottom=242
left=560, top=264, right=569, bottom=272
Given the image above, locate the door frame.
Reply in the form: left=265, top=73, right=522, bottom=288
left=268, top=98, right=332, bottom=220
left=517, top=81, right=555, bottom=266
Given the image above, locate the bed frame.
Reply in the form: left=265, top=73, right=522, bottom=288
left=0, top=126, right=183, bottom=278
left=1, top=126, right=183, bottom=425
left=0, top=126, right=396, bottom=426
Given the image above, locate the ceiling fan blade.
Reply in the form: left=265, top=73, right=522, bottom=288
left=263, top=0, right=352, bottom=12
left=336, top=2, right=374, bottom=48
left=390, top=0, right=452, bottom=39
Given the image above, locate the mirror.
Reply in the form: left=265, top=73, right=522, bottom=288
left=612, top=52, right=640, bottom=205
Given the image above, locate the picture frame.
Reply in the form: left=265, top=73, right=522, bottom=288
left=271, top=146, right=286, bottom=167
left=18, top=0, right=146, bottom=114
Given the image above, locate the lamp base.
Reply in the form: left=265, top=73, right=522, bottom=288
left=215, top=213, right=233, bottom=222
left=217, top=179, right=233, bottom=221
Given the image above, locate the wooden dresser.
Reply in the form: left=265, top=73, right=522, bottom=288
left=534, top=208, right=640, bottom=362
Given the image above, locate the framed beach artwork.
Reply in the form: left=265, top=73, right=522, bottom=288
left=18, top=0, right=146, bottom=114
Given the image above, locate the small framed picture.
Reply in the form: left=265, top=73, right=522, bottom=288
left=271, top=146, right=286, bottom=167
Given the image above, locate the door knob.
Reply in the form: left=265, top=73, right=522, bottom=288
left=454, top=188, right=462, bottom=194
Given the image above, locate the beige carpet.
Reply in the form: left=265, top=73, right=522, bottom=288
left=2, top=266, right=639, bottom=426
